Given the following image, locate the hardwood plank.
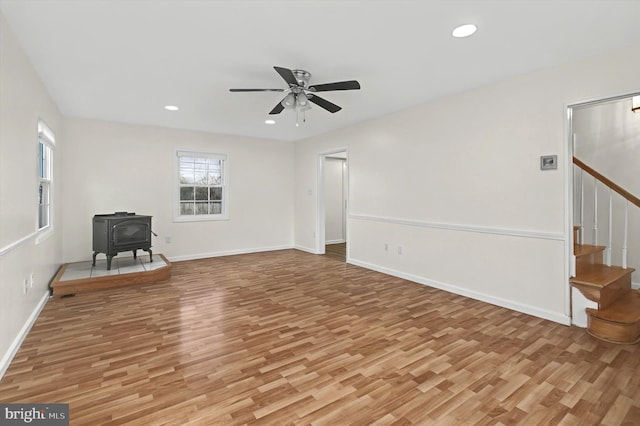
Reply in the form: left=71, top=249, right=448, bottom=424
left=324, top=242, right=346, bottom=261
left=1, top=249, right=639, bottom=424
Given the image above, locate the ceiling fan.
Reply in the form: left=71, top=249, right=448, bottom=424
left=230, top=66, right=361, bottom=121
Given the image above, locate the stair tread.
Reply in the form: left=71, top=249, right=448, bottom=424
left=587, top=291, right=640, bottom=323
left=570, top=264, right=635, bottom=288
left=574, top=244, right=606, bottom=257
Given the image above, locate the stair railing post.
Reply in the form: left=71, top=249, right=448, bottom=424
left=579, top=168, right=584, bottom=244
left=606, top=188, right=612, bottom=266
left=593, top=177, right=598, bottom=245
left=622, top=200, right=628, bottom=269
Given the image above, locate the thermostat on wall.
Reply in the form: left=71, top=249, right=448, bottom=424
left=540, top=155, right=557, bottom=170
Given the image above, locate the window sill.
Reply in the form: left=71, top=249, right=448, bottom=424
left=173, top=214, right=229, bottom=223
left=35, top=226, right=54, bottom=245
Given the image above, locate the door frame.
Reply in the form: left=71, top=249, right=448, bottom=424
left=564, top=91, right=638, bottom=322
left=316, top=148, right=349, bottom=258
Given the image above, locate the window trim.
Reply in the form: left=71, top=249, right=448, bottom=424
left=36, top=119, right=55, bottom=243
left=174, top=150, right=229, bottom=222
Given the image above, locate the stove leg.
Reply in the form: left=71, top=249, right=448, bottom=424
left=133, top=249, right=137, bottom=259
left=146, top=249, right=153, bottom=263
left=107, top=255, right=113, bottom=271
left=92, top=252, right=98, bottom=267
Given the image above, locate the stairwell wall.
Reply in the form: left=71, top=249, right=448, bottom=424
left=294, top=45, right=640, bottom=324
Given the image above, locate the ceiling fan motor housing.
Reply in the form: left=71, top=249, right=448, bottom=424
left=292, top=70, right=311, bottom=88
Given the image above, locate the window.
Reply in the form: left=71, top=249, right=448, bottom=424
left=176, top=151, right=228, bottom=221
left=37, top=120, right=55, bottom=231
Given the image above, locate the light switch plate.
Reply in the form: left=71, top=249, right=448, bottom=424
left=540, top=155, right=557, bottom=170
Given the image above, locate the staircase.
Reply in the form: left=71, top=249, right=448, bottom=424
left=570, top=157, right=640, bottom=344
left=571, top=226, right=639, bottom=343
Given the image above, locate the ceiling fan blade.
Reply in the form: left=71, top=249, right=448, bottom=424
left=229, top=88, right=284, bottom=92
left=274, top=66, right=299, bottom=87
left=308, top=80, right=360, bottom=92
left=308, top=95, right=342, bottom=113
left=269, top=101, right=285, bottom=115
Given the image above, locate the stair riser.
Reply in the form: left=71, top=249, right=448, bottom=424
left=587, top=315, right=640, bottom=344
left=572, top=273, right=632, bottom=309
left=576, top=252, right=605, bottom=269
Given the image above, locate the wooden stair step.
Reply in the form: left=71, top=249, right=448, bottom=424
left=574, top=244, right=606, bottom=269
left=574, top=244, right=606, bottom=258
left=586, top=290, right=640, bottom=344
left=570, top=264, right=634, bottom=309
left=588, top=291, right=640, bottom=323
left=570, top=264, right=634, bottom=289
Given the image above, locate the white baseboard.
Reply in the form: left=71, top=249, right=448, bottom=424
left=349, top=258, right=571, bottom=326
left=326, top=239, right=346, bottom=245
left=0, top=291, right=50, bottom=381
left=293, top=245, right=319, bottom=255
left=633, top=281, right=639, bottom=290
left=168, top=244, right=294, bottom=262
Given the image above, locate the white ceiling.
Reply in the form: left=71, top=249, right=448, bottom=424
left=1, top=0, right=639, bottom=142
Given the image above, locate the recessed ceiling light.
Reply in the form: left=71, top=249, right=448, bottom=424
left=452, top=24, right=477, bottom=38
left=265, top=119, right=276, bottom=124
left=164, top=105, right=179, bottom=111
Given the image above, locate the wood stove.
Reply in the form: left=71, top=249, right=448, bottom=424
left=92, top=212, right=153, bottom=270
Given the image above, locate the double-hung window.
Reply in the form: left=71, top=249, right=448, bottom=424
left=37, top=120, right=55, bottom=231
left=176, top=151, right=228, bottom=221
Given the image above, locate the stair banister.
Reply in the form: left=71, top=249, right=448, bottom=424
left=579, top=169, right=585, bottom=244
left=573, top=156, right=639, bottom=270
left=573, top=157, right=640, bottom=208
left=606, top=188, right=612, bottom=267
left=593, top=178, right=598, bottom=245
left=623, top=200, right=628, bottom=269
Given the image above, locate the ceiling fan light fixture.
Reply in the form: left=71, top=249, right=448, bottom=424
left=452, top=24, right=477, bottom=38
left=281, top=93, right=296, bottom=109
left=297, top=92, right=308, bottom=106
left=164, top=105, right=179, bottom=111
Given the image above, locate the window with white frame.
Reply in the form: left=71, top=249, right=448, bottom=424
left=176, top=151, right=228, bottom=221
left=38, top=120, right=55, bottom=231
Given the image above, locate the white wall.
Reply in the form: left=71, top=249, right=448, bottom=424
left=573, top=97, right=640, bottom=284
left=324, top=157, right=345, bottom=243
left=62, top=118, right=294, bottom=263
left=0, top=13, right=63, bottom=377
left=574, top=97, right=640, bottom=194
left=294, top=44, right=640, bottom=324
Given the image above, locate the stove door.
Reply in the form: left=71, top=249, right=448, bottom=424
left=112, top=220, right=150, bottom=247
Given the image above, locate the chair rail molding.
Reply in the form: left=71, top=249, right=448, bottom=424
left=349, top=213, right=564, bottom=241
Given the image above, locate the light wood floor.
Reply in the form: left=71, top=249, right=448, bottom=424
left=324, top=243, right=346, bottom=262
left=1, top=249, right=639, bottom=425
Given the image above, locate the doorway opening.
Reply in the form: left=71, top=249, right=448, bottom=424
left=317, top=149, right=348, bottom=262
left=567, top=92, right=640, bottom=326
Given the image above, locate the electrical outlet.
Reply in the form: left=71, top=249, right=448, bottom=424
left=23, top=279, right=29, bottom=295
left=29, top=273, right=35, bottom=288
left=397, top=246, right=403, bottom=255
